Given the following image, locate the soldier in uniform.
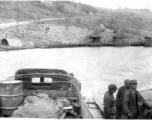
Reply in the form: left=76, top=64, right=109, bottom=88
left=115, top=79, right=130, bottom=119
left=69, top=73, right=81, bottom=91
left=122, top=80, right=151, bottom=119
left=103, top=84, right=117, bottom=119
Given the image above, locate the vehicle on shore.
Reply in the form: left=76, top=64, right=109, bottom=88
left=0, top=69, right=103, bottom=119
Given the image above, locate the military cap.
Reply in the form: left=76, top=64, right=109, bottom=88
left=124, top=79, right=130, bottom=84
left=108, top=84, right=117, bottom=90
left=130, top=80, right=137, bottom=84
left=69, top=73, right=74, bottom=76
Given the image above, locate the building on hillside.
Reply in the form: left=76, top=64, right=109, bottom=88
left=86, top=34, right=102, bottom=43
left=99, top=32, right=114, bottom=44
left=144, top=36, right=152, bottom=46
left=112, top=33, right=129, bottom=46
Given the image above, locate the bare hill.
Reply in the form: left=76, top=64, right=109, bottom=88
left=0, top=1, right=97, bottom=22
left=0, top=1, right=152, bottom=37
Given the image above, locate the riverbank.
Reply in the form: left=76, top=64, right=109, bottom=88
left=0, top=22, right=94, bottom=47
left=1, top=43, right=151, bottom=51
left=0, top=19, right=151, bottom=48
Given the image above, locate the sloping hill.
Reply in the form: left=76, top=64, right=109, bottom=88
left=0, top=1, right=97, bottom=22
left=96, top=8, right=152, bottom=37
left=0, top=1, right=152, bottom=38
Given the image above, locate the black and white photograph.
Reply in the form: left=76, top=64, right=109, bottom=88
left=0, top=0, right=152, bottom=119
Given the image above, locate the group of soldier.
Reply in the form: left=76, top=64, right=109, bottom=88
left=103, top=79, right=152, bottom=119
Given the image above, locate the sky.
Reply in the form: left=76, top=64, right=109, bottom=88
left=41, top=0, right=152, bottom=10
left=72, top=0, right=152, bottom=10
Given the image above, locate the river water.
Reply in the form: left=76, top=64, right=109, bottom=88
left=0, top=47, right=152, bottom=100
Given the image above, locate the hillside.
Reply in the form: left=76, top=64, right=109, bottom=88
left=0, top=1, right=97, bottom=22
left=0, top=1, right=152, bottom=39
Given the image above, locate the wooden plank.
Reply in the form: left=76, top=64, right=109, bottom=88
left=92, top=97, right=104, bottom=113
left=86, top=102, right=96, bottom=104
left=89, top=108, right=103, bottom=118
left=87, top=103, right=98, bottom=109
left=81, top=97, right=95, bottom=118
left=84, top=97, right=104, bottom=119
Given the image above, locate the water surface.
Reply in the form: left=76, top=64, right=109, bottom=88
left=0, top=47, right=152, bottom=100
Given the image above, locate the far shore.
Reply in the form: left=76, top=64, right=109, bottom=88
left=0, top=43, right=150, bottom=51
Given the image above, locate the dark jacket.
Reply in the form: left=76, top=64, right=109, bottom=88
left=115, top=85, right=127, bottom=109
left=122, top=88, right=150, bottom=116
left=103, top=91, right=115, bottom=118
left=115, top=85, right=128, bottom=119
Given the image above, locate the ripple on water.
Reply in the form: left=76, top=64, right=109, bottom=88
left=0, top=47, right=152, bottom=100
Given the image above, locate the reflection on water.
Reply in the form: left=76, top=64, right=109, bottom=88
left=0, top=47, right=152, bottom=100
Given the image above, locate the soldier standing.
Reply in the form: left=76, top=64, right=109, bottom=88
left=122, top=80, right=151, bottom=119
left=115, top=79, right=130, bottom=119
left=103, top=84, right=117, bottom=119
